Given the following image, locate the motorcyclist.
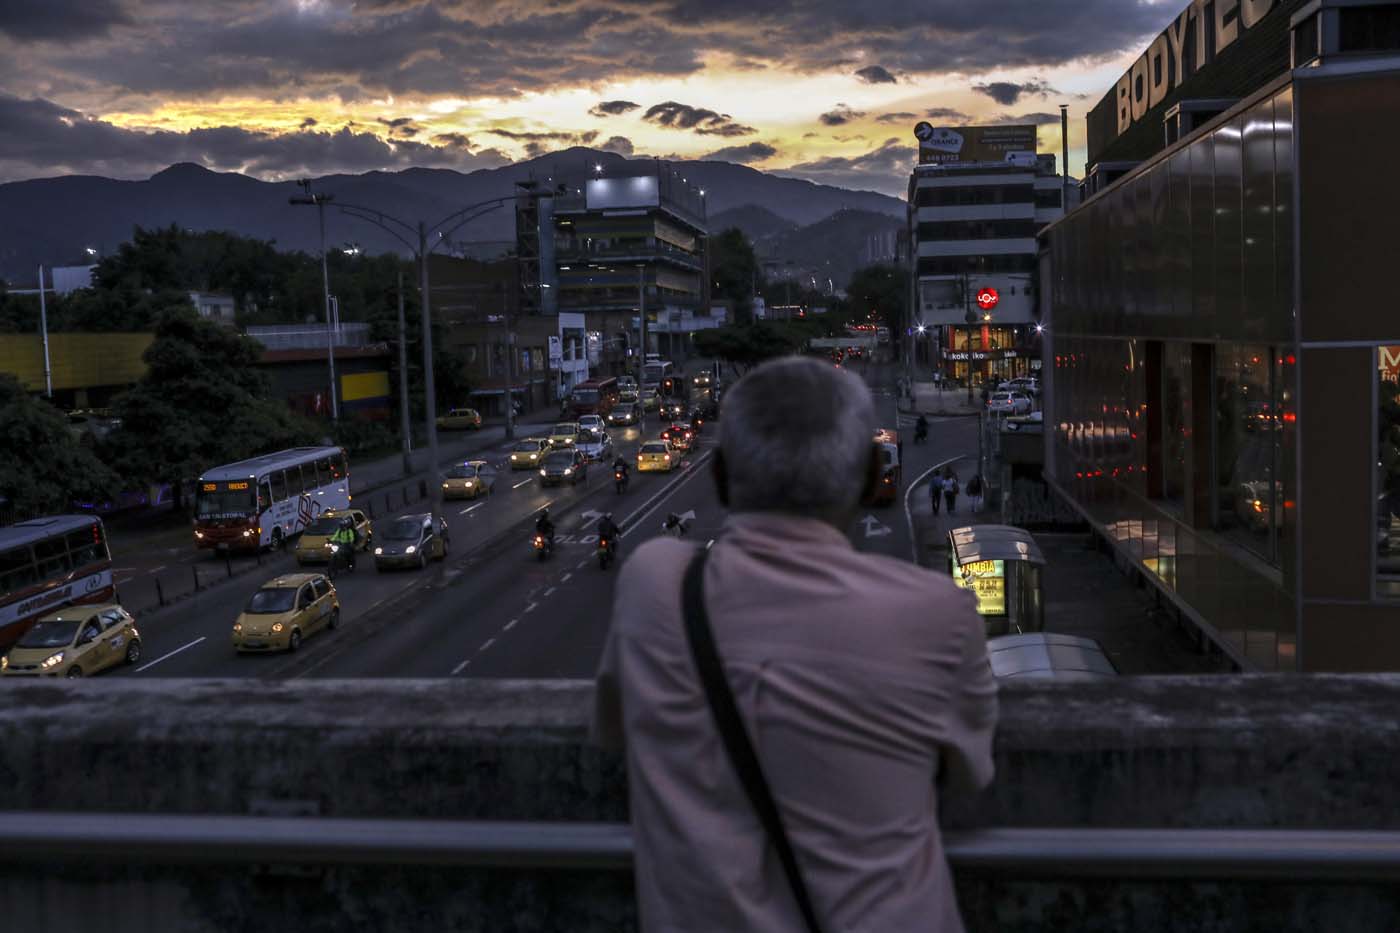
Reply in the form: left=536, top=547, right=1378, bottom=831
left=597, top=513, right=621, bottom=555
left=330, top=520, right=357, bottom=571
left=535, top=509, right=555, bottom=547
left=613, top=456, right=630, bottom=490
left=662, top=512, right=687, bottom=537
left=915, top=413, right=929, bottom=443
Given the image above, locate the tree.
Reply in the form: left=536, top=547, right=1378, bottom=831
left=692, top=322, right=797, bottom=376
left=846, top=263, right=908, bottom=330
left=710, top=228, right=762, bottom=323
left=0, top=375, right=119, bottom=515
left=107, top=307, right=317, bottom=508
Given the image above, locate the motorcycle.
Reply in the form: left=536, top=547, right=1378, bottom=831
left=597, top=536, right=616, bottom=570
left=660, top=515, right=689, bottom=538
left=532, top=533, right=554, bottom=562
left=325, top=541, right=355, bottom=576
left=914, top=424, right=928, bottom=444
left=614, top=470, right=629, bottom=494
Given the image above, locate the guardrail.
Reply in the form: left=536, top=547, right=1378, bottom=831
left=4, top=813, right=1399, bottom=881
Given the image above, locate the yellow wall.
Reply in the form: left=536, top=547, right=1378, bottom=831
left=341, top=371, right=389, bottom=402
left=0, top=333, right=153, bottom=391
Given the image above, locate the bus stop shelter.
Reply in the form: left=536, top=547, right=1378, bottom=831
left=946, top=524, right=1046, bottom=636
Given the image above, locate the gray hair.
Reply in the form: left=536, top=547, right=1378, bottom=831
left=719, top=355, right=876, bottom=517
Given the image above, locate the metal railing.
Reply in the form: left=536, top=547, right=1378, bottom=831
left=3, top=813, right=1399, bottom=880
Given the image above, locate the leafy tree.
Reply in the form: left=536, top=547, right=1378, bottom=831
left=0, top=374, right=120, bottom=515
left=692, top=322, right=797, bottom=377
left=710, top=227, right=762, bottom=323
left=846, top=263, right=908, bottom=329
left=107, top=307, right=317, bottom=509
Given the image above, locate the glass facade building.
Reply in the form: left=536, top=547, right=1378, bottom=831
left=1043, top=64, right=1400, bottom=671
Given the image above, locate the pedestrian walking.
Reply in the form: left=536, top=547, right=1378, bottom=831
left=930, top=470, right=942, bottom=515
left=594, top=356, right=997, bottom=933
left=943, top=466, right=960, bottom=514
left=967, top=473, right=984, bottom=513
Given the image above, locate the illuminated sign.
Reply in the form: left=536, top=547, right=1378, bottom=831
left=954, top=559, right=1007, bottom=615
left=976, top=288, right=1000, bottom=310
left=1380, top=345, right=1400, bottom=383
left=916, top=124, right=1037, bottom=165
left=227, top=481, right=250, bottom=490
left=201, top=483, right=217, bottom=492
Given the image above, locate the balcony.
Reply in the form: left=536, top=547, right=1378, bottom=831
left=555, top=241, right=703, bottom=272
left=2, top=676, right=1398, bottom=931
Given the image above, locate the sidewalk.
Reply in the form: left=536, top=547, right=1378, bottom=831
left=898, top=381, right=983, bottom=417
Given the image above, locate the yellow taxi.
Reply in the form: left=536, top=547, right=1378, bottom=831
left=1, top=604, right=141, bottom=678
left=509, top=437, right=551, bottom=470
left=294, top=509, right=373, bottom=566
left=442, top=460, right=498, bottom=499
left=637, top=439, right=677, bottom=472
left=436, top=407, right=482, bottom=430
left=548, top=421, right=582, bottom=448
left=232, top=573, right=339, bottom=653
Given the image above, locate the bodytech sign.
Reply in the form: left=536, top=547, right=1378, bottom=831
left=1108, top=0, right=1289, bottom=140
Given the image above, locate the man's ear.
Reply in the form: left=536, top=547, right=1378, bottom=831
left=860, top=443, right=881, bottom=504
left=712, top=449, right=729, bottom=507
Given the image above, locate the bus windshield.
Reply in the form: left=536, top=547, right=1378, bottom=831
left=196, top=485, right=257, bottom=519
left=571, top=389, right=599, bottom=404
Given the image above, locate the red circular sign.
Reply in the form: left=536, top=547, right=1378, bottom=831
left=976, top=287, right=1000, bottom=310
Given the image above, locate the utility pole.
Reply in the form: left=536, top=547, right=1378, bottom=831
left=36, top=265, right=53, bottom=397
left=1060, top=104, right=1071, bottom=216
left=396, top=268, right=412, bottom=476
left=290, top=181, right=338, bottom=420
left=418, top=222, right=442, bottom=533
left=637, top=265, right=647, bottom=383
left=504, top=293, right=517, bottom=441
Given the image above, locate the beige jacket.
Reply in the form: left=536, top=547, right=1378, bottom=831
left=594, top=512, right=998, bottom=932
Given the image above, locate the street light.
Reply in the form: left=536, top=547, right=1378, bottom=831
left=289, top=181, right=339, bottom=421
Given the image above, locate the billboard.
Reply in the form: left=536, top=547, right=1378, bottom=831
left=585, top=176, right=660, bottom=210
left=915, top=123, right=1037, bottom=165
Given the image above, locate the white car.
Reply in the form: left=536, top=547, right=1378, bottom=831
left=987, top=391, right=1032, bottom=415
left=577, top=414, right=606, bottom=438
left=577, top=432, right=615, bottom=462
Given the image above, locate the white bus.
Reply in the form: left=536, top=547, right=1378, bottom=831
left=194, top=447, right=350, bottom=552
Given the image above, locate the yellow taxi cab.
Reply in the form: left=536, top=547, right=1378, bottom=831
left=232, top=573, right=339, bottom=653
left=442, top=460, right=498, bottom=500
left=294, top=508, right=373, bottom=566
left=637, top=439, right=677, bottom=472
left=548, top=421, right=582, bottom=448
left=1, top=604, right=141, bottom=678
left=436, top=407, right=482, bottom=430
left=509, top=437, right=551, bottom=470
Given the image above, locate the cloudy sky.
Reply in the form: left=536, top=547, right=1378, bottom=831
left=0, top=0, right=1178, bottom=197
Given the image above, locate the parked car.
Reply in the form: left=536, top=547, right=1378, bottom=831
left=436, top=407, right=482, bottom=430
left=233, top=574, right=338, bottom=653
left=441, top=460, right=498, bottom=500
left=2, top=604, right=141, bottom=677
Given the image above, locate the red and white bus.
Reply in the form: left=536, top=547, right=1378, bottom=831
left=568, top=377, right=620, bottom=417
left=0, top=515, right=116, bottom=652
left=195, top=446, right=350, bottom=552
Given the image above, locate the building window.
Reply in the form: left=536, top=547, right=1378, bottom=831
left=1034, top=189, right=1063, bottom=209
left=1213, top=345, right=1279, bottom=563
left=914, top=184, right=1033, bottom=207
left=1379, top=346, right=1400, bottom=595
left=917, top=255, right=1035, bottom=277
left=918, top=219, right=1038, bottom=241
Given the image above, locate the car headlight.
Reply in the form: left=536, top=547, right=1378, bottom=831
left=40, top=651, right=65, bottom=669
left=464, top=480, right=474, bottom=487
left=242, top=529, right=253, bottom=537
left=374, top=546, right=383, bottom=555
left=530, top=453, right=538, bottom=460
left=405, top=545, right=416, bottom=554
left=1, top=655, right=8, bottom=671
left=232, top=622, right=242, bottom=633
left=195, top=530, right=204, bottom=539
left=540, top=468, right=547, bottom=476
left=442, top=482, right=451, bottom=489
left=563, top=468, right=573, bottom=476
left=271, top=622, right=284, bottom=633
left=328, top=543, right=340, bottom=553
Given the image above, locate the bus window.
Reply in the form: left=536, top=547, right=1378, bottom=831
left=66, top=528, right=102, bottom=566
left=332, top=453, right=348, bottom=481
left=0, top=547, right=37, bottom=597
left=316, top=457, right=334, bottom=487
left=269, top=470, right=288, bottom=502
left=286, top=463, right=305, bottom=497
left=259, top=481, right=272, bottom=511
left=33, top=537, right=73, bottom=578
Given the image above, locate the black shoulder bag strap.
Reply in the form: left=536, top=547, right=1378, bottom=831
left=681, top=549, right=825, bottom=933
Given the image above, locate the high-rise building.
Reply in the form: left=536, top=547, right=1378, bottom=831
left=907, top=125, right=1075, bottom=386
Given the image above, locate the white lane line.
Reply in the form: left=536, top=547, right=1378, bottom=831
left=513, top=478, right=534, bottom=489
left=480, top=638, right=496, bottom=651
left=619, top=449, right=715, bottom=539
left=135, top=636, right=207, bottom=672
left=503, top=618, right=519, bottom=631
left=576, top=560, right=588, bottom=570
left=543, top=587, right=556, bottom=597
left=458, top=502, right=486, bottom=516
left=560, top=572, right=572, bottom=582
left=148, top=565, right=167, bottom=574
left=451, top=659, right=470, bottom=675
left=523, top=601, right=539, bottom=614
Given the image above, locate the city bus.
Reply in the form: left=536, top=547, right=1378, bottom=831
left=0, top=515, right=116, bottom=652
left=195, top=446, right=349, bottom=552
left=568, top=377, right=620, bottom=417
left=643, top=358, right=674, bottom=388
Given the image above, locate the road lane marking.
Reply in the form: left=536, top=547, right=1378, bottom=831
left=524, top=601, right=538, bottom=614
left=560, top=572, right=572, bottom=582
left=504, top=618, right=519, bottom=631
left=543, top=587, right=556, bottom=597
left=513, top=478, right=534, bottom=489
left=451, top=659, right=470, bottom=675
left=480, top=638, right=496, bottom=651
left=576, top=560, right=587, bottom=569
left=135, top=636, right=207, bottom=672
left=459, top=502, right=486, bottom=516
left=620, top=449, right=715, bottom=539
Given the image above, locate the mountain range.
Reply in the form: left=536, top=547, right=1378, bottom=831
left=0, top=147, right=905, bottom=285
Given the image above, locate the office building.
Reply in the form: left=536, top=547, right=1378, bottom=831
left=1040, top=0, right=1400, bottom=671
left=908, top=124, right=1073, bottom=386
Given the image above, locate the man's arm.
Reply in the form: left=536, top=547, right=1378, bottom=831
left=937, top=612, right=999, bottom=798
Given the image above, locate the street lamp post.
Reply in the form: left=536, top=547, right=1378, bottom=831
left=290, top=181, right=338, bottom=421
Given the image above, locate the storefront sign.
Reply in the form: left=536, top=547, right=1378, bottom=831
left=944, top=349, right=1021, bottom=362
left=547, top=336, right=562, bottom=368
left=1380, top=345, right=1400, bottom=383
left=915, top=124, right=1037, bottom=165
left=976, top=287, right=1000, bottom=310
left=954, top=559, right=1007, bottom=615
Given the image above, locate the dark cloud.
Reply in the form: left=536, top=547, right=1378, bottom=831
left=431, top=131, right=473, bottom=148
left=993, top=111, right=1062, bottom=125
left=854, top=65, right=896, bottom=84
left=875, top=111, right=917, bottom=124
left=599, top=135, right=634, bottom=155
left=781, top=137, right=912, bottom=198
left=486, top=128, right=579, bottom=142
left=377, top=116, right=420, bottom=138
left=0, top=0, right=129, bottom=39
left=299, top=117, right=318, bottom=128
left=819, top=104, right=865, bottom=127
left=588, top=99, right=640, bottom=117
left=971, top=79, right=1058, bottom=106
left=700, top=141, right=778, bottom=163
left=925, top=107, right=971, bottom=122
left=642, top=101, right=756, bottom=136
left=0, top=93, right=508, bottom=182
